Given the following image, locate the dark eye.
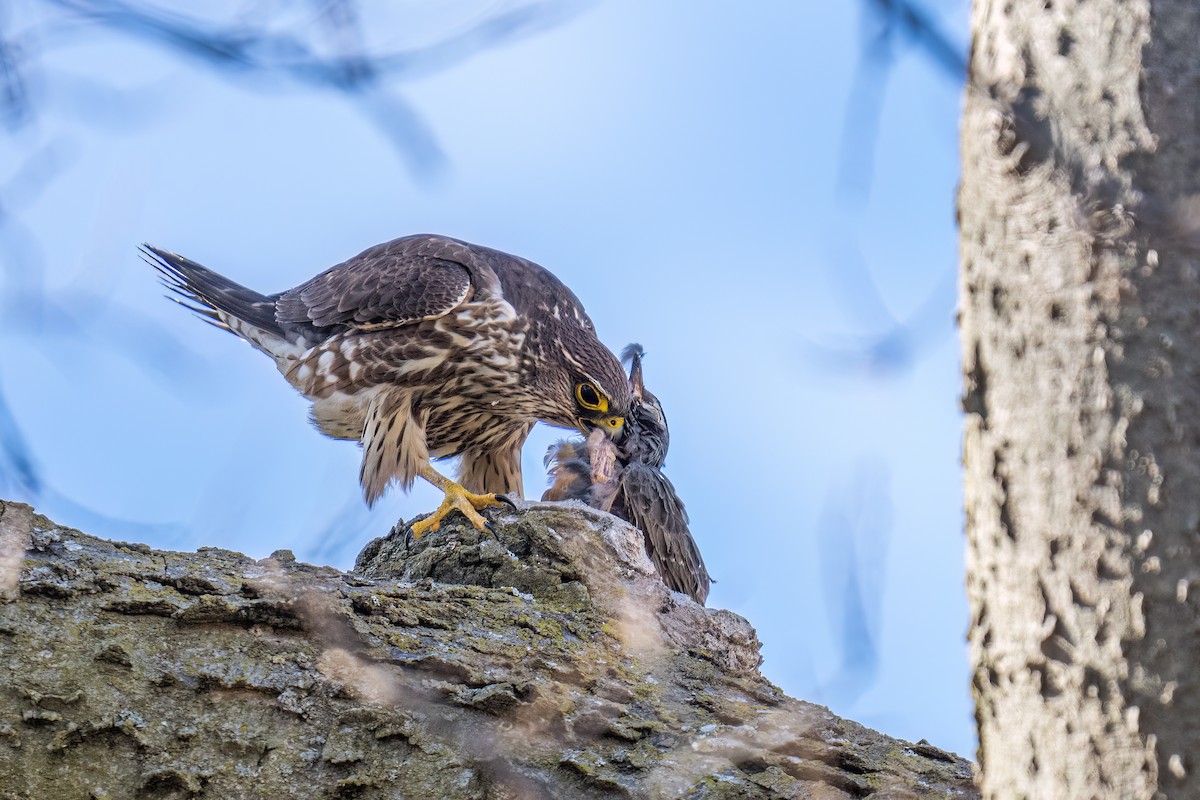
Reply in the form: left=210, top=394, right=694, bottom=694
left=575, top=382, right=605, bottom=411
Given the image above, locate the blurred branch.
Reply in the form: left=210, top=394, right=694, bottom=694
left=24, top=0, right=592, bottom=179
left=0, top=381, right=39, bottom=498
left=800, top=226, right=957, bottom=377
left=829, top=0, right=1200, bottom=380
left=865, top=0, right=967, bottom=80
left=0, top=289, right=218, bottom=382
left=42, top=0, right=590, bottom=84
left=807, top=0, right=966, bottom=376
left=0, top=36, right=32, bottom=129
left=814, top=457, right=892, bottom=706
left=840, top=0, right=965, bottom=210
left=0, top=140, right=71, bottom=295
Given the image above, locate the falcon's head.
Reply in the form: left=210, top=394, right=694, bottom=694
left=569, top=342, right=633, bottom=438
left=541, top=331, right=631, bottom=439
left=500, top=258, right=632, bottom=439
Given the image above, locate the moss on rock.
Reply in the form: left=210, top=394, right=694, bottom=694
left=0, top=499, right=976, bottom=799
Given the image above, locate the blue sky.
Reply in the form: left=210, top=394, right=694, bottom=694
left=1, top=0, right=973, bottom=756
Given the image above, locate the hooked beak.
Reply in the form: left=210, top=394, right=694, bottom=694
left=578, top=415, right=626, bottom=440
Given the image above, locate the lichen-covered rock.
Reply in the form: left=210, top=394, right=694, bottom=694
left=0, top=498, right=976, bottom=799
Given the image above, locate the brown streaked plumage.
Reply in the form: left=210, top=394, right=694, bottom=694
left=544, top=345, right=713, bottom=604
left=142, top=234, right=631, bottom=536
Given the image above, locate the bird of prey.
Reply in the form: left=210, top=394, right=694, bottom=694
left=142, top=234, right=631, bottom=537
left=544, top=345, right=713, bottom=604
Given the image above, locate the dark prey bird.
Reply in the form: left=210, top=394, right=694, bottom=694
left=142, top=234, right=631, bottom=537
left=544, top=345, right=713, bottom=604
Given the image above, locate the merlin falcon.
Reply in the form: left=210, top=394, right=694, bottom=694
left=544, top=345, right=713, bottom=604
left=142, top=234, right=632, bottom=537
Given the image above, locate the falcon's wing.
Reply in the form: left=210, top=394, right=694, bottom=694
left=275, top=237, right=474, bottom=331
left=617, top=464, right=712, bottom=605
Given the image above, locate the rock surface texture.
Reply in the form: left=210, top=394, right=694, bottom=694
left=0, top=498, right=975, bottom=799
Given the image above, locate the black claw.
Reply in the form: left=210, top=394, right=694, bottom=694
left=494, top=494, right=518, bottom=510
left=386, top=518, right=410, bottom=545
left=484, top=521, right=501, bottom=542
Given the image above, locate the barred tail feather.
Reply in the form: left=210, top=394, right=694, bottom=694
left=140, top=244, right=283, bottom=337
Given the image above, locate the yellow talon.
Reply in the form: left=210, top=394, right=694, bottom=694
left=410, top=465, right=509, bottom=539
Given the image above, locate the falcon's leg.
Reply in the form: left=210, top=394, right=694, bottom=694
left=410, top=464, right=515, bottom=538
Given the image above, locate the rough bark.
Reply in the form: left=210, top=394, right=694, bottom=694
left=961, top=1, right=1200, bottom=797
left=0, top=499, right=974, bottom=799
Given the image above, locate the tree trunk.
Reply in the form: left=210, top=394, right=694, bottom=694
left=961, top=1, right=1200, bottom=797
left=0, top=499, right=974, bottom=799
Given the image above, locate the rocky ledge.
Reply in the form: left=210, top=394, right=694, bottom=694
left=0, top=498, right=975, bottom=799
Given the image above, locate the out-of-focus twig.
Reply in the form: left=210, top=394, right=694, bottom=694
left=26, top=0, right=592, bottom=178
left=814, top=457, right=892, bottom=706
left=806, top=0, right=966, bottom=375
left=0, top=382, right=39, bottom=498
left=866, top=0, right=966, bottom=79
